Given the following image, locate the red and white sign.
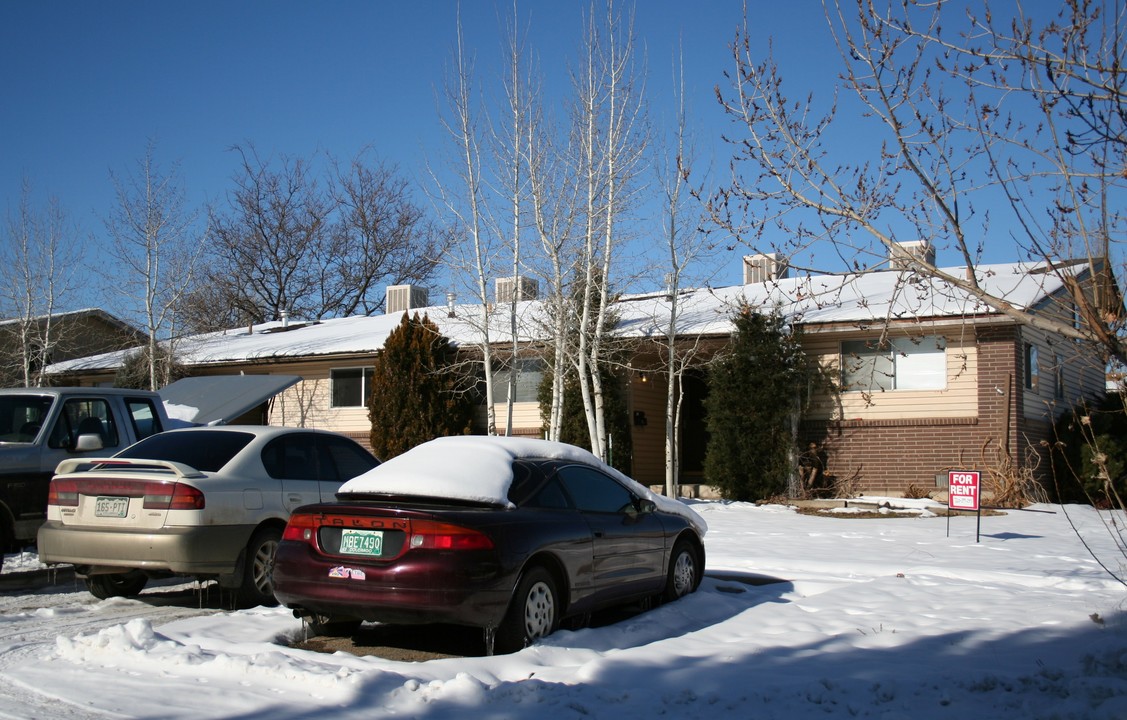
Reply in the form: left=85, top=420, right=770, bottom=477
left=948, top=471, right=981, bottom=511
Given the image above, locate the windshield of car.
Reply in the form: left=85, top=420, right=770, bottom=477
left=0, top=394, right=54, bottom=443
left=116, top=430, right=255, bottom=472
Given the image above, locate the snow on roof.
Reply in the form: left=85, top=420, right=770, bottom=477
left=45, top=261, right=1072, bottom=373
left=339, top=435, right=707, bottom=531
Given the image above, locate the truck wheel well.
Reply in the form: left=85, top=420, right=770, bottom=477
left=0, top=502, right=14, bottom=553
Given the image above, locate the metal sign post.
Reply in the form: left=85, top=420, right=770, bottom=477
left=947, top=470, right=982, bottom=543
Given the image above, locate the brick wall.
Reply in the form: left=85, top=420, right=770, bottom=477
left=802, top=325, right=1050, bottom=495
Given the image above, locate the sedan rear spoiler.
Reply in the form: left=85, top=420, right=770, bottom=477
left=55, top=457, right=206, bottom=479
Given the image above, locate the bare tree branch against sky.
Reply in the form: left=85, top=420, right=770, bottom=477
left=0, top=0, right=1108, bottom=317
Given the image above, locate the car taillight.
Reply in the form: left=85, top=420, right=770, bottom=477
left=47, top=479, right=80, bottom=507
left=283, top=513, right=317, bottom=544
left=144, top=483, right=205, bottom=510
left=408, top=519, right=494, bottom=550
left=46, top=477, right=204, bottom=510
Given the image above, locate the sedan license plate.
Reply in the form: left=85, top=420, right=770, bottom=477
left=339, top=529, right=383, bottom=557
left=95, top=496, right=129, bottom=518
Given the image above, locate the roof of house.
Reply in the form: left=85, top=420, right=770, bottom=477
left=45, top=261, right=1076, bottom=374
left=0, top=308, right=139, bottom=334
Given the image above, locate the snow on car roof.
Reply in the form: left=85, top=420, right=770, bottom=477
left=339, top=435, right=706, bottom=532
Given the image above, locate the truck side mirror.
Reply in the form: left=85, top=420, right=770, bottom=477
left=74, top=433, right=104, bottom=452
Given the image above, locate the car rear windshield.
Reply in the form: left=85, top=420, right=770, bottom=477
left=116, top=430, right=255, bottom=472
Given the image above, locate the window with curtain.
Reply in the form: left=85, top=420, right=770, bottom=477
left=841, top=336, right=947, bottom=392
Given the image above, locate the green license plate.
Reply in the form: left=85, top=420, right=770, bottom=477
left=339, top=528, right=383, bottom=557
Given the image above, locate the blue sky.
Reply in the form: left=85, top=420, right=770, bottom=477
left=0, top=1, right=1064, bottom=316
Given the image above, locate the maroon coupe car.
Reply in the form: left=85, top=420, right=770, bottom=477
left=272, top=436, right=706, bottom=654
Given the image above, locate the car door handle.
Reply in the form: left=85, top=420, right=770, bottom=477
left=287, top=493, right=303, bottom=503
left=594, top=531, right=605, bottom=538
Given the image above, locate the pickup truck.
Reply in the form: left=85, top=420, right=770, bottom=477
left=0, top=375, right=299, bottom=559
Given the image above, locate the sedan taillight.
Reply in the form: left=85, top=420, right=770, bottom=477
left=281, top=514, right=494, bottom=552
left=47, top=479, right=80, bottom=507
left=144, top=483, right=205, bottom=510
left=46, top=477, right=205, bottom=510
left=283, top=513, right=317, bottom=544
left=408, top=519, right=494, bottom=550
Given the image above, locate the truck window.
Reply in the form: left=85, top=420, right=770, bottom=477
left=125, top=398, right=163, bottom=440
left=47, top=398, right=120, bottom=450
left=0, top=395, right=53, bottom=442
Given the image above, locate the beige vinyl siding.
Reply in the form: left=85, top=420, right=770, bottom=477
left=806, top=331, right=979, bottom=421
left=475, top=401, right=544, bottom=436
left=260, top=361, right=375, bottom=433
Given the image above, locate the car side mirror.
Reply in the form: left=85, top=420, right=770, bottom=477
left=74, top=433, right=104, bottom=452
left=636, top=498, right=656, bottom=514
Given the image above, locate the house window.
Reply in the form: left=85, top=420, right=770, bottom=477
left=331, top=367, right=374, bottom=408
left=490, top=358, right=544, bottom=403
left=1024, top=344, right=1039, bottom=391
left=841, top=336, right=946, bottom=392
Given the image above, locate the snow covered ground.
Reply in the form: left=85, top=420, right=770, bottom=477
left=1, top=499, right=1125, bottom=719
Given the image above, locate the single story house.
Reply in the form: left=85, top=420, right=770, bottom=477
left=1, top=309, right=141, bottom=387
left=47, top=255, right=1115, bottom=497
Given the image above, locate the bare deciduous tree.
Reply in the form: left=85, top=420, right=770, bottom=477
left=657, top=44, right=717, bottom=496
left=0, top=180, right=82, bottom=387
left=104, top=141, right=202, bottom=390
left=709, top=0, right=1124, bottom=362
left=199, top=144, right=443, bottom=328
left=494, top=4, right=535, bottom=437
left=205, top=145, right=335, bottom=324
left=330, top=149, right=447, bottom=317
left=571, top=0, right=648, bottom=460
left=432, top=11, right=501, bottom=434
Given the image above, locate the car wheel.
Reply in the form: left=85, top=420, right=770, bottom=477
left=85, top=571, right=148, bottom=599
left=238, top=526, right=282, bottom=607
left=495, top=566, right=559, bottom=654
left=306, top=614, right=362, bottom=638
left=663, top=539, right=699, bottom=602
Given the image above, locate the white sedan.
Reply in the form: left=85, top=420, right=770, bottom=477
left=36, top=426, right=380, bottom=606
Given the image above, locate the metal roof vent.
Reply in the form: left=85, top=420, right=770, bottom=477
left=386, top=285, right=429, bottom=314
left=743, top=253, right=789, bottom=284
left=889, top=240, right=936, bottom=270
left=495, top=276, right=539, bottom=303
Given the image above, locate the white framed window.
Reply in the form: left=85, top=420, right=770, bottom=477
left=842, top=336, right=947, bottom=392
left=331, top=367, right=374, bottom=408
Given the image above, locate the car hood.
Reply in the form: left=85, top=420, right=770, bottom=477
left=159, top=375, right=300, bottom=426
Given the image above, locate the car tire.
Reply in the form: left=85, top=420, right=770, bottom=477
left=85, top=571, right=148, bottom=599
left=495, top=566, right=559, bottom=654
left=307, top=614, right=362, bottom=638
left=238, top=526, right=282, bottom=608
left=663, top=539, right=699, bottom=602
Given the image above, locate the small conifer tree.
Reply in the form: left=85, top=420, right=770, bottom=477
left=368, top=312, right=473, bottom=459
left=703, top=305, right=819, bottom=501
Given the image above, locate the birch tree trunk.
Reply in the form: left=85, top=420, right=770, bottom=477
left=105, top=140, right=200, bottom=391
left=0, top=181, right=81, bottom=387
left=572, top=0, right=645, bottom=461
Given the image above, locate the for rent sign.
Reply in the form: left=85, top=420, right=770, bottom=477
left=948, top=471, right=981, bottom=511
